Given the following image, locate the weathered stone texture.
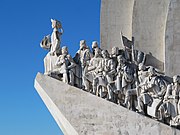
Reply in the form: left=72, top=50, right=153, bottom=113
left=100, top=0, right=134, bottom=51
left=165, top=0, right=180, bottom=76
left=35, top=73, right=180, bottom=135
left=100, top=0, right=180, bottom=76
left=132, top=0, right=170, bottom=70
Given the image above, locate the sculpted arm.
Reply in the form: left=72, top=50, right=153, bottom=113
left=87, top=59, right=96, bottom=72
left=108, top=59, right=116, bottom=75
left=55, top=56, right=64, bottom=66
left=67, top=55, right=76, bottom=69
left=164, top=84, right=173, bottom=100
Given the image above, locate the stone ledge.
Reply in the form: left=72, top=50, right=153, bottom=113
left=34, top=72, right=180, bottom=135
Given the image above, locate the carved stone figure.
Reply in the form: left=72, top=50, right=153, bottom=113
left=116, top=55, right=125, bottom=89
left=110, top=47, right=120, bottom=74
left=101, top=50, right=116, bottom=101
left=43, top=53, right=58, bottom=75
left=122, top=63, right=148, bottom=110
left=50, top=19, right=63, bottom=56
left=85, top=48, right=105, bottom=94
left=40, top=19, right=64, bottom=74
left=136, top=67, right=166, bottom=115
left=111, top=47, right=119, bottom=58
left=39, top=20, right=180, bottom=128
left=159, top=75, right=180, bottom=124
left=92, top=41, right=100, bottom=56
left=133, top=50, right=146, bottom=65
left=74, top=40, right=92, bottom=89
left=49, top=46, right=76, bottom=85
left=137, top=63, right=149, bottom=84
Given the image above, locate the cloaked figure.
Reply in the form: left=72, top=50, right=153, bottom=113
left=40, top=19, right=64, bottom=74
left=50, top=19, right=64, bottom=56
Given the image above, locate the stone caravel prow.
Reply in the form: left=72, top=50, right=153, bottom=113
left=34, top=73, right=180, bottom=135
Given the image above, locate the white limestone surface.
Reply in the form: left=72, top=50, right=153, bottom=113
left=132, top=0, right=170, bottom=71
left=100, top=0, right=134, bottom=51
left=34, top=73, right=180, bottom=135
left=101, top=0, right=180, bottom=76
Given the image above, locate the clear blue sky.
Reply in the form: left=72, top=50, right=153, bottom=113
left=0, top=0, right=101, bottom=135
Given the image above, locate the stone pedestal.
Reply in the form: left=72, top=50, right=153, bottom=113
left=34, top=73, right=180, bottom=135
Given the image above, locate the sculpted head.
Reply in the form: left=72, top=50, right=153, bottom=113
left=61, top=46, right=68, bottom=55
left=51, top=19, right=62, bottom=29
left=92, top=41, right=98, bottom=50
left=173, top=75, right=180, bottom=84
left=148, top=67, right=156, bottom=76
left=117, top=55, right=126, bottom=64
left=80, top=40, right=86, bottom=50
left=102, top=50, right=109, bottom=58
left=94, top=48, right=101, bottom=58
left=111, top=47, right=119, bottom=56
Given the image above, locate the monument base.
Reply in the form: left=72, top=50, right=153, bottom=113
left=34, top=73, right=180, bottom=135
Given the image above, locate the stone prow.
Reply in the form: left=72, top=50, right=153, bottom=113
left=34, top=72, right=180, bottom=135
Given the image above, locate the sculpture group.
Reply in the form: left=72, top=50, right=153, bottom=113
left=40, top=19, right=180, bottom=128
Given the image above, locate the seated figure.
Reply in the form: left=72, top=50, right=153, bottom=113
left=159, top=75, right=180, bottom=125
left=50, top=46, right=76, bottom=85
left=136, top=67, right=166, bottom=115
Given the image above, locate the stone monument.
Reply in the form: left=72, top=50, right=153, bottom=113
left=101, top=0, right=180, bottom=76
left=34, top=1, right=180, bottom=135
